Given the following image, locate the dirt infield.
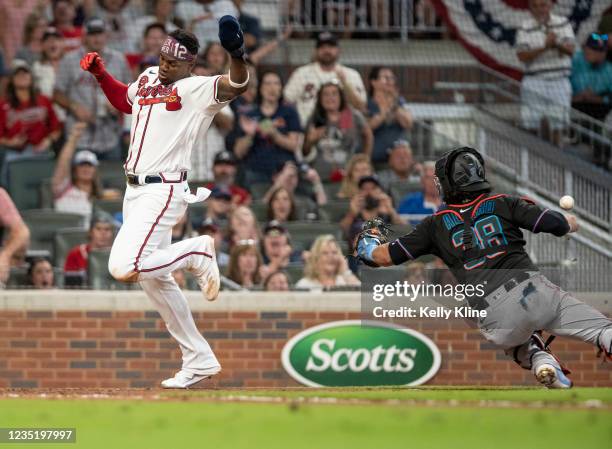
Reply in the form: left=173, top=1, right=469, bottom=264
left=1, top=387, right=610, bottom=410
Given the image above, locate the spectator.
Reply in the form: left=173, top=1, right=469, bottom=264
left=296, top=234, right=359, bottom=290
left=233, top=0, right=261, bottom=53
left=227, top=205, right=260, bottom=248
left=340, top=175, right=404, bottom=249
left=0, top=0, right=44, bottom=62
left=50, top=0, right=83, bottom=53
left=54, top=18, right=132, bottom=160
left=126, top=22, right=167, bottom=75
left=52, top=122, right=120, bottom=224
left=15, top=12, right=48, bottom=65
left=227, top=242, right=262, bottom=288
left=266, top=187, right=296, bottom=223
left=571, top=32, right=612, bottom=168
left=177, top=0, right=237, bottom=46
left=340, top=175, right=404, bottom=248
left=172, top=210, right=194, bottom=243
left=367, top=66, right=413, bottom=163
left=200, top=41, right=228, bottom=75
left=262, top=162, right=327, bottom=215
left=205, top=150, right=251, bottom=206
left=397, top=161, right=442, bottom=224
left=64, top=212, right=115, bottom=286
left=377, top=140, right=422, bottom=192
left=196, top=217, right=229, bottom=266
left=234, top=71, right=302, bottom=183
left=206, top=186, right=233, bottom=222
left=337, top=153, right=373, bottom=199
left=32, top=27, right=65, bottom=120
left=263, top=270, right=290, bottom=292
left=226, top=66, right=258, bottom=152
left=0, top=187, right=30, bottom=286
left=130, top=0, right=178, bottom=53
left=27, top=257, right=54, bottom=289
left=190, top=61, right=234, bottom=181
left=0, top=59, right=62, bottom=186
left=259, top=220, right=300, bottom=280
left=284, top=32, right=366, bottom=127
left=93, top=0, right=145, bottom=54
left=303, top=81, right=373, bottom=181
left=516, top=0, right=575, bottom=144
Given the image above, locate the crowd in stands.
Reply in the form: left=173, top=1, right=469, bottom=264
left=0, top=0, right=608, bottom=291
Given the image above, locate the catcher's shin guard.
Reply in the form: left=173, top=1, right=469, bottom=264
left=510, top=331, right=571, bottom=375
left=597, top=326, right=612, bottom=362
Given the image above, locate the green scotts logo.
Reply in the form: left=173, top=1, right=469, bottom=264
left=281, top=321, right=441, bottom=387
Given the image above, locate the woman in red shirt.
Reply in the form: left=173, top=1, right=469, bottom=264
left=0, top=59, right=62, bottom=185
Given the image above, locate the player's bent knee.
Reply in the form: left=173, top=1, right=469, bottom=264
left=108, top=255, right=139, bottom=283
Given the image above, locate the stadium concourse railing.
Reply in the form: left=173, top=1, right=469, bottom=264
left=409, top=119, right=612, bottom=292
left=249, top=0, right=445, bottom=38
left=433, top=64, right=612, bottom=168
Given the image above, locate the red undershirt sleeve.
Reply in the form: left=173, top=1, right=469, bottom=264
left=97, top=72, right=132, bottom=114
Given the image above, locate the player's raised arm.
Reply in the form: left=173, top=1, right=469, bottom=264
left=79, top=52, right=132, bottom=114
left=216, top=15, right=250, bottom=102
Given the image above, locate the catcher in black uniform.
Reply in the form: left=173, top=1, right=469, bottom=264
left=357, top=147, right=611, bottom=388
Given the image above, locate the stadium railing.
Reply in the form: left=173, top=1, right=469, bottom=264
left=268, top=0, right=445, bottom=39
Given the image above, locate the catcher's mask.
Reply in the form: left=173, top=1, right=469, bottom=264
left=434, top=147, right=490, bottom=202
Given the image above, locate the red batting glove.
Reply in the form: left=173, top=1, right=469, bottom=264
left=80, top=52, right=107, bottom=80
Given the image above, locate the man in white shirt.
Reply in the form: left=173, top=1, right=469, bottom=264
left=284, top=32, right=366, bottom=127
left=516, top=0, right=575, bottom=143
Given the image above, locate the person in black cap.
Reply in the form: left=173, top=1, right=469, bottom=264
left=259, top=220, right=301, bottom=280
left=206, top=150, right=251, bottom=205
left=205, top=186, right=233, bottom=222
left=571, top=32, right=612, bottom=168
left=284, top=31, right=367, bottom=127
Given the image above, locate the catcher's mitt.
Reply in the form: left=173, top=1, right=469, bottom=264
left=354, top=218, right=391, bottom=267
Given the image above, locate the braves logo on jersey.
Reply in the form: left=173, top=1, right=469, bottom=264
left=136, top=78, right=182, bottom=111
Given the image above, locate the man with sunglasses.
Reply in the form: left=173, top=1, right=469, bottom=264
left=571, top=32, right=612, bottom=169
left=516, top=0, right=575, bottom=144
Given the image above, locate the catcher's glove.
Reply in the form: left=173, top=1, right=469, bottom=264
left=355, top=218, right=391, bottom=267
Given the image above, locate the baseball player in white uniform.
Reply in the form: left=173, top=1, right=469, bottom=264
left=79, top=17, right=250, bottom=388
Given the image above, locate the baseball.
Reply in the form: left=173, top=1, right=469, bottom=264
left=559, top=195, right=575, bottom=210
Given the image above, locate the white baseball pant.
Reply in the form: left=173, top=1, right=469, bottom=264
left=108, top=181, right=220, bottom=375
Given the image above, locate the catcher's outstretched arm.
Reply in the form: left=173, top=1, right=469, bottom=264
left=371, top=244, right=394, bottom=266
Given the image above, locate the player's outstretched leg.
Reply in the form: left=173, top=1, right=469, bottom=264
left=508, top=332, right=572, bottom=389
left=139, top=274, right=221, bottom=389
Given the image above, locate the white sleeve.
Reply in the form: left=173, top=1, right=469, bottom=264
left=283, top=68, right=304, bottom=104
left=191, top=75, right=229, bottom=115
left=559, top=21, right=576, bottom=44
left=347, top=68, right=367, bottom=103
left=516, top=27, right=531, bottom=50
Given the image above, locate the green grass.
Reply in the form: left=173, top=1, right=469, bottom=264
left=1, top=388, right=611, bottom=449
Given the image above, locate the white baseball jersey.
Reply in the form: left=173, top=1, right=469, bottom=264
left=125, top=66, right=228, bottom=175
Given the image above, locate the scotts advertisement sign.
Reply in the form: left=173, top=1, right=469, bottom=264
left=281, top=321, right=441, bottom=387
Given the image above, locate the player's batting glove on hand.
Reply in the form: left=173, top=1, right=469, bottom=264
left=80, top=52, right=107, bottom=81
left=218, top=15, right=245, bottom=60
